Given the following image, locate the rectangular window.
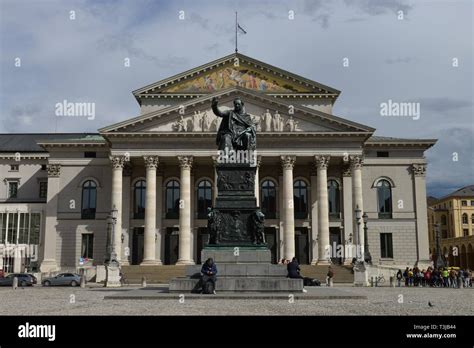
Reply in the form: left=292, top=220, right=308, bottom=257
left=8, top=182, right=18, bottom=198
left=471, top=200, right=474, bottom=206
left=380, top=233, right=393, bottom=258
left=442, top=230, right=447, bottom=239
left=376, top=151, right=389, bottom=157
left=41, top=164, right=47, bottom=171
left=39, top=181, right=48, bottom=199
left=84, top=152, right=96, bottom=158
left=29, top=213, right=41, bottom=245
left=461, top=200, right=467, bottom=206
left=463, top=229, right=469, bottom=237
left=0, top=213, right=6, bottom=243
left=81, top=234, right=94, bottom=259
left=9, top=164, right=19, bottom=171
left=17, top=213, right=30, bottom=244
left=7, top=213, right=18, bottom=244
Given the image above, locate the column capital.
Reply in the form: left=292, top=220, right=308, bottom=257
left=110, top=155, right=126, bottom=169
left=47, top=164, right=61, bottom=178
left=178, top=155, right=193, bottom=169
left=412, top=163, right=427, bottom=177
left=315, top=155, right=330, bottom=170
left=280, top=155, right=296, bottom=170
left=342, top=165, right=352, bottom=177
left=143, top=156, right=159, bottom=169
left=349, top=155, right=364, bottom=169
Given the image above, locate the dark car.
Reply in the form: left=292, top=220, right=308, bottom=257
left=0, top=273, right=36, bottom=287
left=42, top=273, right=81, bottom=287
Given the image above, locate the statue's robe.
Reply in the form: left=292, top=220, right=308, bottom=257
left=212, top=104, right=256, bottom=150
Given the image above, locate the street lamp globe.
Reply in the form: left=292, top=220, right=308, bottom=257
left=362, top=212, right=368, bottom=224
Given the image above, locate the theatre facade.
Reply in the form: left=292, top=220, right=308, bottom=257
left=0, top=53, right=436, bottom=273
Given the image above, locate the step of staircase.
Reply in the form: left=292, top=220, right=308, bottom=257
left=121, top=264, right=354, bottom=284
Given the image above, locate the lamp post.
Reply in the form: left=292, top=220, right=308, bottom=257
left=362, top=212, right=372, bottom=264
left=108, top=207, right=119, bottom=267
left=354, top=206, right=362, bottom=261
left=434, top=223, right=445, bottom=269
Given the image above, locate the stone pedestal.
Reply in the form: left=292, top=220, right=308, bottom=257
left=104, top=265, right=121, bottom=288
left=169, top=248, right=303, bottom=292
left=353, top=263, right=377, bottom=287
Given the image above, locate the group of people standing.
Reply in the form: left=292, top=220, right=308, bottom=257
left=396, top=266, right=472, bottom=288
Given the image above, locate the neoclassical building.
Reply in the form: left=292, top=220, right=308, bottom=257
left=427, top=185, right=474, bottom=269
left=0, top=53, right=436, bottom=273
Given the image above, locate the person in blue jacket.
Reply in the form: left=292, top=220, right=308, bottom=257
left=200, top=258, right=218, bottom=294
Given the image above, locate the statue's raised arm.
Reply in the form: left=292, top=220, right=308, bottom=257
left=211, top=97, right=228, bottom=118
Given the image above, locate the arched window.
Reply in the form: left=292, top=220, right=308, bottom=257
left=166, top=180, right=180, bottom=219
left=462, top=213, right=468, bottom=224
left=328, top=180, right=341, bottom=218
left=261, top=180, right=276, bottom=219
left=441, top=215, right=447, bottom=225
left=197, top=180, right=212, bottom=219
left=294, top=180, right=308, bottom=219
left=376, top=179, right=392, bottom=219
left=134, top=180, right=146, bottom=219
left=81, top=180, right=97, bottom=219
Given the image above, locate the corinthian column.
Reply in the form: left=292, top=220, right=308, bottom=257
left=177, top=156, right=194, bottom=265
left=351, top=155, right=364, bottom=253
left=110, top=156, right=125, bottom=263
left=281, top=155, right=296, bottom=260
left=40, top=164, right=61, bottom=272
left=316, top=155, right=330, bottom=264
left=141, top=156, right=160, bottom=265
left=412, top=164, right=430, bottom=265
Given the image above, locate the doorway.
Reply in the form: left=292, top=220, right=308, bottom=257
left=131, top=227, right=144, bottom=265
left=329, top=228, right=342, bottom=264
left=294, top=227, right=309, bottom=264
left=164, top=227, right=179, bottom=265
left=196, top=227, right=209, bottom=264
left=264, top=227, right=277, bottom=264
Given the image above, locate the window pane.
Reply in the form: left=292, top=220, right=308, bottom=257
left=29, top=213, right=41, bottom=245
left=0, top=213, right=5, bottom=243
left=380, top=233, right=393, bottom=258
left=7, top=213, right=18, bottom=243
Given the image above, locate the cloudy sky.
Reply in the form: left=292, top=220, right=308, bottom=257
left=0, top=0, right=472, bottom=197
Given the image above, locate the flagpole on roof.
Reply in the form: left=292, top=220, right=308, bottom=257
left=235, top=11, right=238, bottom=53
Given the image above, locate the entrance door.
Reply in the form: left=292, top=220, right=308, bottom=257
left=197, top=227, right=209, bottom=264
left=329, top=228, right=342, bottom=264
left=165, top=227, right=179, bottom=265
left=264, top=227, right=277, bottom=264
left=132, top=228, right=144, bottom=265
left=295, top=227, right=309, bottom=264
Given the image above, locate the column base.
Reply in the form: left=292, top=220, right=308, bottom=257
left=343, top=258, right=353, bottom=266
left=121, top=260, right=130, bottom=266
left=176, top=259, right=195, bottom=265
left=140, top=259, right=162, bottom=266
left=40, top=259, right=58, bottom=273
left=317, top=259, right=331, bottom=266
left=310, top=259, right=319, bottom=265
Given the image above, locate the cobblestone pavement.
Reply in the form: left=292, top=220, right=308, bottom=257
left=0, top=286, right=472, bottom=315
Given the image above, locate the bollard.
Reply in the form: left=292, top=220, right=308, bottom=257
left=329, top=278, right=334, bottom=287
left=370, top=277, right=374, bottom=287
left=375, top=277, right=378, bottom=287
left=459, top=279, right=463, bottom=289
left=141, top=276, right=147, bottom=288
left=12, top=277, right=18, bottom=290
left=390, top=276, right=395, bottom=288
left=80, top=275, right=86, bottom=288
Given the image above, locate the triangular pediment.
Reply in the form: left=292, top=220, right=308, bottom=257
left=100, top=87, right=374, bottom=135
left=132, top=53, right=340, bottom=97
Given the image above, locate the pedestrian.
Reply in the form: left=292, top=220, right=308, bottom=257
left=442, top=268, right=449, bottom=287
left=403, top=267, right=409, bottom=287
left=327, top=266, right=334, bottom=287
left=396, top=269, right=403, bottom=287
left=199, top=258, right=218, bottom=294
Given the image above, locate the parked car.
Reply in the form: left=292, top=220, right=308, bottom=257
left=42, top=273, right=81, bottom=287
left=0, top=273, right=36, bottom=287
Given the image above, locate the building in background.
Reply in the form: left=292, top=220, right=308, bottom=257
left=0, top=53, right=436, bottom=274
left=428, top=185, right=474, bottom=269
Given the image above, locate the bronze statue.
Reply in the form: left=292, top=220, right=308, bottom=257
left=251, top=210, right=266, bottom=245
left=211, top=97, right=256, bottom=151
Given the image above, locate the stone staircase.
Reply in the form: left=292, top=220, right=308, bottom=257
left=121, top=265, right=186, bottom=284
left=300, top=265, right=354, bottom=284
left=121, top=264, right=353, bottom=285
